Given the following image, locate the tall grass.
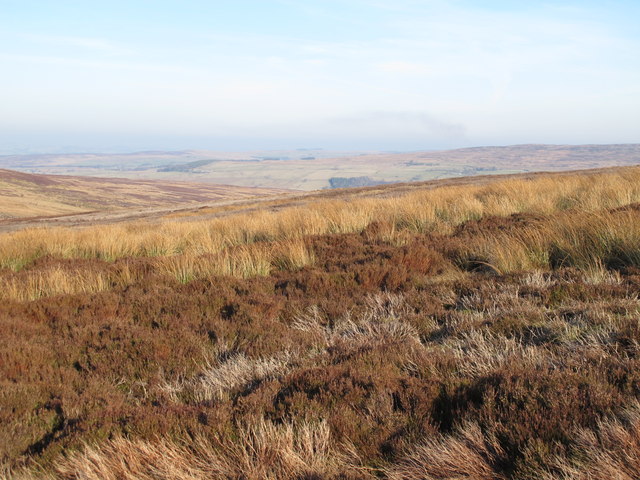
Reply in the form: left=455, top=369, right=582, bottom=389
left=0, top=240, right=314, bottom=301
left=460, top=209, right=640, bottom=274
left=541, top=403, right=640, bottom=480
left=386, top=422, right=506, bottom=480
left=2, top=168, right=639, bottom=271
left=2, top=168, right=640, bottom=302
left=0, top=265, right=127, bottom=302
left=156, top=245, right=273, bottom=283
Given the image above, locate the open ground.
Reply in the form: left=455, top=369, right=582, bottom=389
left=2, top=166, right=640, bottom=479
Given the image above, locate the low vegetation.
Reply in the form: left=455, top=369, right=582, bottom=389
left=0, top=168, right=286, bottom=220
left=2, top=167, right=639, bottom=270
left=2, top=166, right=640, bottom=479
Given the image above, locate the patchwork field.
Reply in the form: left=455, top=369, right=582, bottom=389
left=4, top=144, right=640, bottom=190
left=2, top=166, right=640, bottom=479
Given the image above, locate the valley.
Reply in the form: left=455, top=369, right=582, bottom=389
left=3, top=144, right=640, bottom=190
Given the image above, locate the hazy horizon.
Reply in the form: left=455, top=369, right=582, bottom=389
left=4, top=140, right=640, bottom=158
left=2, top=1, right=639, bottom=154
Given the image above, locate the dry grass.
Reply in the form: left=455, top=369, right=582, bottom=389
left=540, top=403, right=640, bottom=480
left=459, top=209, right=640, bottom=274
left=2, top=168, right=640, bottom=271
left=387, top=404, right=640, bottom=480
left=0, top=239, right=314, bottom=301
left=161, top=350, right=294, bottom=404
left=272, top=239, right=316, bottom=271
left=293, top=293, right=421, bottom=349
left=1, top=169, right=639, bottom=302
left=448, top=330, right=548, bottom=378
left=386, top=422, right=506, bottom=480
left=194, top=352, right=293, bottom=403
left=46, top=420, right=369, bottom=480
left=4, top=171, right=640, bottom=301
left=151, top=239, right=314, bottom=282
left=0, top=267, right=114, bottom=301
left=155, top=245, right=273, bottom=283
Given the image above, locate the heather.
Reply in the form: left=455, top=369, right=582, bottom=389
left=2, top=168, right=640, bottom=479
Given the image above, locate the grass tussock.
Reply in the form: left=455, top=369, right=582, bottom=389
left=155, top=245, right=273, bottom=283
left=50, top=420, right=369, bottom=480
left=543, top=403, right=640, bottom=480
left=0, top=263, right=141, bottom=302
left=161, top=350, right=295, bottom=404
left=456, top=208, right=640, bottom=274
left=294, top=293, right=421, bottom=349
left=151, top=239, right=315, bottom=283
left=386, top=422, right=506, bottom=480
left=1, top=266, right=110, bottom=302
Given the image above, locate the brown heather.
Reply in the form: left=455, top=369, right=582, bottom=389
left=2, top=166, right=640, bottom=479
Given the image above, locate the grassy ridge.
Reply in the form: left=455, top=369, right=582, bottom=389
left=2, top=167, right=640, bottom=479
left=3, top=168, right=640, bottom=266
left=2, top=168, right=640, bottom=302
left=0, top=168, right=287, bottom=220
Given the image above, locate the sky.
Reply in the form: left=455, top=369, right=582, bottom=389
left=1, top=0, right=639, bottom=153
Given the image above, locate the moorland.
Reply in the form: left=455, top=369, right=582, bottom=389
left=0, top=169, right=289, bottom=221
left=2, top=165, right=640, bottom=479
left=3, top=143, right=640, bottom=190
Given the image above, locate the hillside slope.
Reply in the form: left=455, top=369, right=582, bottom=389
left=0, top=169, right=291, bottom=219
left=2, top=166, right=640, bottom=479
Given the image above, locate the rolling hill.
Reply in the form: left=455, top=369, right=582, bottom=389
left=0, top=169, right=291, bottom=220
left=2, top=144, right=640, bottom=190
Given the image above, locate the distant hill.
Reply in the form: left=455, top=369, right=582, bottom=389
left=1, top=144, right=639, bottom=190
left=0, top=169, right=290, bottom=219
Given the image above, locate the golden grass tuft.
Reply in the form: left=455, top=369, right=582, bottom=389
left=272, top=239, right=316, bottom=271
left=459, top=209, right=640, bottom=274
left=155, top=244, right=273, bottom=283
left=386, top=422, right=506, bottom=480
left=47, top=420, right=370, bottom=480
left=1, top=266, right=110, bottom=302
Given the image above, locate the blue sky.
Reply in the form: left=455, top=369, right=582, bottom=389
left=1, top=0, right=639, bottom=152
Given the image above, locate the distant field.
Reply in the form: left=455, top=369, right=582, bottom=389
left=0, top=169, right=291, bottom=220
left=2, top=144, right=639, bottom=190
